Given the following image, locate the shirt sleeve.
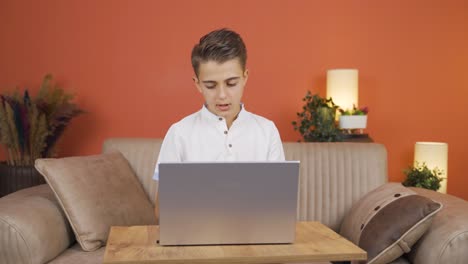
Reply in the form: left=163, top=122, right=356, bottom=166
left=268, top=121, right=285, bottom=161
left=153, top=124, right=182, bottom=181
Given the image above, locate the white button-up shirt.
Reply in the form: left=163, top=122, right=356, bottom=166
left=153, top=105, right=285, bottom=180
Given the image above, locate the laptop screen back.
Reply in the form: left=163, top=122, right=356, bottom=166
left=158, top=161, right=300, bottom=246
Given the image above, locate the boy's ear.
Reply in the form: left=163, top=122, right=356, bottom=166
left=193, top=76, right=202, bottom=93
left=243, top=69, right=249, bottom=85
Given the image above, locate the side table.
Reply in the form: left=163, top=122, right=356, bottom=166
left=342, top=133, right=373, bottom=143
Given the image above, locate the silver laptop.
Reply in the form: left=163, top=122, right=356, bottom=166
left=158, top=161, right=300, bottom=246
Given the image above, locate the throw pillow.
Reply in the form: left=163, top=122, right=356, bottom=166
left=35, top=152, right=157, bottom=251
left=340, top=183, right=442, bottom=264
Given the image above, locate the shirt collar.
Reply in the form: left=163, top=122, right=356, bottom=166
left=200, top=104, right=247, bottom=123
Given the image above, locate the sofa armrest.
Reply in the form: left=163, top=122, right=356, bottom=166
left=408, top=187, right=468, bottom=264
left=0, top=184, right=75, bottom=264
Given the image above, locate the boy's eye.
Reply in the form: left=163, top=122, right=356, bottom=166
left=227, top=82, right=238, bottom=87
left=205, top=84, right=216, bottom=89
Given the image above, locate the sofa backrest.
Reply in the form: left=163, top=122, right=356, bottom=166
left=103, top=138, right=162, bottom=206
left=103, top=138, right=387, bottom=231
left=283, top=142, right=387, bottom=230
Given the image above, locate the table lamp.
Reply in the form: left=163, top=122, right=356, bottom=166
left=326, top=69, right=358, bottom=111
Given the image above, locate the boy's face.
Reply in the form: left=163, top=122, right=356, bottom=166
left=194, top=58, right=248, bottom=122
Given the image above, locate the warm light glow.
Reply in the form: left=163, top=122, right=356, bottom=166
left=414, top=142, right=448, bottom=193
left=326, top=69, right=358, bottom=111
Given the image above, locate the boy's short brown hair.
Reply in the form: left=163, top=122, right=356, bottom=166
left=191, top=28, right=247, bottom=77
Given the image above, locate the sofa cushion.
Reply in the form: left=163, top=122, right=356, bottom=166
left=47, top=243, right=105, bottom=264
left=407, top=187, right=468, bottom=264
left=0, top=184, right=74, bottom=264
left=340, top=183, right=442, bottom=264
left=35, top=152, right=157, bottom=252
left=388, top=257, right=411, bottom=264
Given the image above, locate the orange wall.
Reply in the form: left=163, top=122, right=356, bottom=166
left=1, top=0, right=467, bottom=199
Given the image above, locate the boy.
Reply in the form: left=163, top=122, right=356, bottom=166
left=153, top=28, right=285, bottom=182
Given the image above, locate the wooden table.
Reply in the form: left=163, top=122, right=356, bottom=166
left=103, top=221, right=366, bottom=264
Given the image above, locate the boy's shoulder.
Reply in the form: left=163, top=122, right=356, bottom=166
left=170, top=110, right=202, bottom=130
left=243, top=110, right=275, bottom=127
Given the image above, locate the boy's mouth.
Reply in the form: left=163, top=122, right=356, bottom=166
left=216, top=103, right=231, bottom=111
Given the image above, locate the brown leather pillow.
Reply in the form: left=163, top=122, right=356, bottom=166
left=340, top=183, right=442, bottom=264
left=35, top=152, right=156, bottom=251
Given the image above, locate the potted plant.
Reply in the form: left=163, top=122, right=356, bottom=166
left=338, top=105, right=369, bottom=133
left=402, top=162, right=445, bottom=191
left=292, top=91, right=343, bottom=142
left=0, top=74, right=83, bottom=197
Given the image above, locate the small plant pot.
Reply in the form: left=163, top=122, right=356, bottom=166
left=0, top=162, right=46, bottom=197
left=339, top=115, right=367, bottom=129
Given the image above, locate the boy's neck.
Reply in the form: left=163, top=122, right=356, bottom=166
left=226, top=106, right=241, bottom=130
left=203, top=103, right=242, bottom=129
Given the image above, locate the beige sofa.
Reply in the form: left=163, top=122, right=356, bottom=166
left=1, top=138, right=467, bottom=264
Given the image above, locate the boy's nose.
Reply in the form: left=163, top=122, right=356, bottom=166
left=218, top=86, right=227, bottom=99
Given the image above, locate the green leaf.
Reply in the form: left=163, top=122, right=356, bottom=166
left=292, top=91, right=342, bottom=142
left=402, top=162, right=444, bottom=191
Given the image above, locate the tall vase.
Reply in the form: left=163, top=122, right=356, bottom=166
left=0, top=162, right=46, bottom=197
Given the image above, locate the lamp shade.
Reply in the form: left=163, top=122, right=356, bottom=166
left=414, top=142, right=448, bottom=193
left=326, top=69, right=358, bottom=111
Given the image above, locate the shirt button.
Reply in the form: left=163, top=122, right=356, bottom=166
left=218, top=117, right=223, bottom=121
left=228, top=144, right=232, bottom=148
left=224, top=131, right=228, bottom=135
